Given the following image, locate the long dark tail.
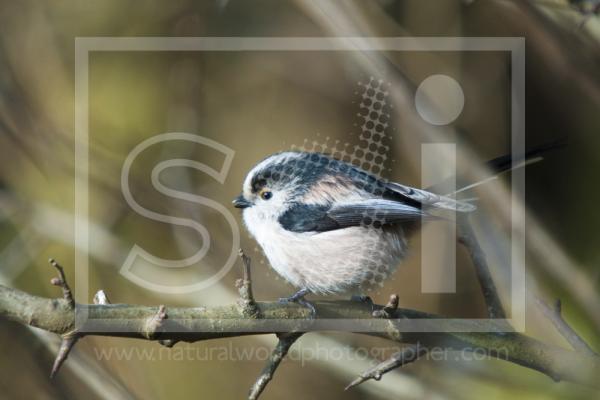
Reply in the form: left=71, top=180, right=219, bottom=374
left=484, top=138, right=566, bottom=173
left=425, top=139, right=566, bottom=195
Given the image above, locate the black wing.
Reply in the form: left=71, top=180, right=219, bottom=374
left=278, top=199, right=430, bottom=233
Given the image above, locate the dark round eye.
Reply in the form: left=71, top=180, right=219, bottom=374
left=260, top=191, right=273, bottom=200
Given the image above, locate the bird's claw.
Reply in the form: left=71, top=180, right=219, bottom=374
left=279, top=288, right=316, bottom=317
left=296, top=298, right=316, bottom=317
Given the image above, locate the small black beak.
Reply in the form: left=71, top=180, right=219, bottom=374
left=233, top=195, right=252, bottom=209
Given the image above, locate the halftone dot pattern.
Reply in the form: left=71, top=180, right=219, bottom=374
left=250, top=77, right=402, bottom=292
left=289, top=77, right=396, bottom=229
left=292, top=76, right=393, bottom=179
left=283, top=77, right=401, bottom=291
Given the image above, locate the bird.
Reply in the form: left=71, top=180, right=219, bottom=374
left=232, top=151, right=476, bottom=313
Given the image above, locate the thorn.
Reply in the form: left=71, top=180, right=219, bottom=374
left=142, top=305, right=168, bottom=340
left=158, top=339, right=179, bottom=348
left=344, top=376, right=366, bottom=391
left=157, top=305, right=167, bottom=321
left=50, top=334, right=79, bottom=379
left=93, top=290, right=111, bottom=305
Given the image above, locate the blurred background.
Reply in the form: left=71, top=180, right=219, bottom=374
left=0, top=0, right=599, bottom=399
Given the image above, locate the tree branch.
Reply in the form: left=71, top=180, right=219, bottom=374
left=536, top=297, right=598, bottom=356
left=345, top=343, right=427, bottom=390
left=458, top=216, right=507, bottom=319
left=248, top=332, right=303, bottom=400
left=0, top=281, right=598, bottom=389
left=0, top=247, right=598, bottom=397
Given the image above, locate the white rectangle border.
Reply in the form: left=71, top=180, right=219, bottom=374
left=75, top=37, right=525, bottom=333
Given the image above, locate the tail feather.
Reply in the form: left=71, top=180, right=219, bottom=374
left=425, top=139, right=566, bottom=196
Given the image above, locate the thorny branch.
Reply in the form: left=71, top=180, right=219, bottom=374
left=349, top=214, right=515, bottom=392
left=347, top=293, right=414, bottom=388
left=248, top=332, right=304, bottom=400
left=345, top=344, right=427, bottom=390
left=0, top=251, right=598, bottom=398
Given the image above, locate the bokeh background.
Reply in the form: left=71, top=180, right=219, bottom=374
left=0, top=1, right=599, bottom=399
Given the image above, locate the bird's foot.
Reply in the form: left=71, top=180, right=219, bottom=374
left=279, top=288, right=316, bottom=317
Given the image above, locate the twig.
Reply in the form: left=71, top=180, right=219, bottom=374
left=48, top=258, right=80, bottom=378
left=457, top=216, right=506, bottom=319
left=49, top=258, right=74, bottom=309
left=345, top=344, right=427, bottom=390
left=236, top=249, right=260, bottom=318
left=248, top=332, right=303, bottom=400
left=536, top=298, right=598, bottom=356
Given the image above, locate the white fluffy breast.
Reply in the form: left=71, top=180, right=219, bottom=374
left=243, top=207, right=407, bottom=294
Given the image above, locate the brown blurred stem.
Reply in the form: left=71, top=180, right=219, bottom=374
left=458, top=216, right=507, bottom=319
left=248, top=332, right=303, bottom=400
left=536, top=298, right=598, bottom=356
